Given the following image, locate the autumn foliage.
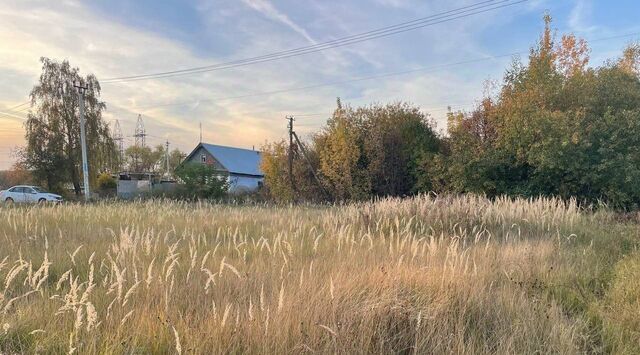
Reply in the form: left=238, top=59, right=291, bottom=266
left=262, top=15, right=640, bottom=209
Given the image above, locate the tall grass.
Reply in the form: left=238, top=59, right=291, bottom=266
left=0, top=195, right=637, bottom=353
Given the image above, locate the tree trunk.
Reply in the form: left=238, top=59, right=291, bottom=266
left=47, top=174, right=54, bottom=192
left=67, top=146, right=81, bottom=195
left=66, top=124, right=81, bottom=196
left=70, top=166, right=80, bottom=195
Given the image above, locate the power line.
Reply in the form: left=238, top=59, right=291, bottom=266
left=4, top=27, right=634, bottom=133
left=0, top=101, right=32, bottom=120
left=0, top=110, right=27, bottom=121
left=6, top=101, right=30, bottom=111
left=101, top=0, right=528, bottom=83
left=100, top=0, right=499, bottom=81
left=130, top=30, right=640, bottom=113
left=136, top=53, right=519, bottom=112
left=13, top=106, right=31, bottom=113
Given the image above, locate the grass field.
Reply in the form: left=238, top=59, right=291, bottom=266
left=0, top=195, right=638, bottom=354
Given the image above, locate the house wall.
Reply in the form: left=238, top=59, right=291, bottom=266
left=185, top=147, right=226, bottom=170
left=228, top=175, right=263, bottom=194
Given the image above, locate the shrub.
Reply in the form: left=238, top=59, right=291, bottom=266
left=174, top=162, right=228, bottom=200
left=97, top=173, right=116, bottom=190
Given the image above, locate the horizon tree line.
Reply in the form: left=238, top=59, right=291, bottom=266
left=261, top=15, right=640, bottom=209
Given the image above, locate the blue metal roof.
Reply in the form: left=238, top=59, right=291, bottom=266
left=200, top=143, right=263, bottom=176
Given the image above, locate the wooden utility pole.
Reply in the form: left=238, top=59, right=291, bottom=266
left=287, top=116, right=295, bottom=192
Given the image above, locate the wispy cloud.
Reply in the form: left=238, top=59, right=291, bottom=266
left=375, top=0, right=413, bottom=9
left=240, top=0, right=317, bottom=44
left=569, top=0, right=598, bottom=33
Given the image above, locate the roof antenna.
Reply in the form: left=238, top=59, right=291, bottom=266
left=199, top=121, right=202, bottom=143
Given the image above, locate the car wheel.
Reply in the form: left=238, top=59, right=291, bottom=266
left=38, top=198, right=47, bottom=204
left=5, top=198, right=13, bottom=204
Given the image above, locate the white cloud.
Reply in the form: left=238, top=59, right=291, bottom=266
left=240, top=0, right=316, bottom=44
left=375, top=0, right=414, bottom=9
left=0, top=0, right=551, bottom=170
left=568, top=0, right=598, bottom=33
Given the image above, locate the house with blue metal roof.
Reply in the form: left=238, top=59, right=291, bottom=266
left=183, top=143, right=264, bottom=193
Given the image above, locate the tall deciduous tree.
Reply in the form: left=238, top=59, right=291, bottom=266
left=432, top=15, right=640, bottom=208
left=124, top=144, right=185, bottom=175
left=362, top=102, right=440, bottom=196
left=618, top=42, right=640, bottom=76
left=316, top=101, right=369, bottom=201
left=125, top=145, right=162, bottom=172
left=22, top=58, right=115, bottom=194
left=260, top=140, right=295, bottom=202
left=261, top=100, right=440, bottom=202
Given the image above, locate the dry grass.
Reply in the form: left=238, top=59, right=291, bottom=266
left=0, top=195, right=637, bottom=354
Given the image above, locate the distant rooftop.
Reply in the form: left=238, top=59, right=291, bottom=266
left=199, top=143, right=262, bottom=176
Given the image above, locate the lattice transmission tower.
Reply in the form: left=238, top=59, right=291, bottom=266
left=134, top=114, right=146, bottom=148
left=112, top=120, right=124, bottom=167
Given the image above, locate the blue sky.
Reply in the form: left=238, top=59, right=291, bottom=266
left=1, top=0, right=639, bottom=169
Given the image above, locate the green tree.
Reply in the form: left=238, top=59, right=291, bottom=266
left=261, top=100, right=441, bottom=202
left=175, top=163, right=228, bottom=199
left=437, top=14, right=640, bottom=208
left=22, top=57, right=115, bottom=194
left=362, top=102, right=440, bottom=196
left=168, top=149, right=187, bottom=175
left=125, top=145, right=185, bottom=176
left=316, top=100, right=370, bottom=201
left=124, top=145, right=163, bottom=172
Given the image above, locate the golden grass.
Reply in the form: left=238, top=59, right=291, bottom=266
left=0, top=195, right=636, bottom=354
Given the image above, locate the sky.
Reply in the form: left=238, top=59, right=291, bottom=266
left=1, top=0, right=639, bottom=169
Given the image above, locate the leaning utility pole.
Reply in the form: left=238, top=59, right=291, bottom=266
left=74, top=81, right=91, bottom=201
left=287, top=116, right=295, bottom=192
left=292, top=131, right=331, bottom=199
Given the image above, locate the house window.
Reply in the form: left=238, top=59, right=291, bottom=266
left=201, top=154, right=206, bottom=164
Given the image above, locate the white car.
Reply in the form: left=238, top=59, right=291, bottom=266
left=0, top=185, right=63, bottom=204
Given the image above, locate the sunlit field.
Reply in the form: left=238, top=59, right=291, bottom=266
left=0, top=196, right=638, bottom=354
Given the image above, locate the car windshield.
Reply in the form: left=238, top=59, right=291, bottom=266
left=32, top=187, right=46, bottom=193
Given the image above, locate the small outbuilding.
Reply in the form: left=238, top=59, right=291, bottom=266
left=116, top=172, right=177, bottom=199
left=183, top=143, right=264, bottom=193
